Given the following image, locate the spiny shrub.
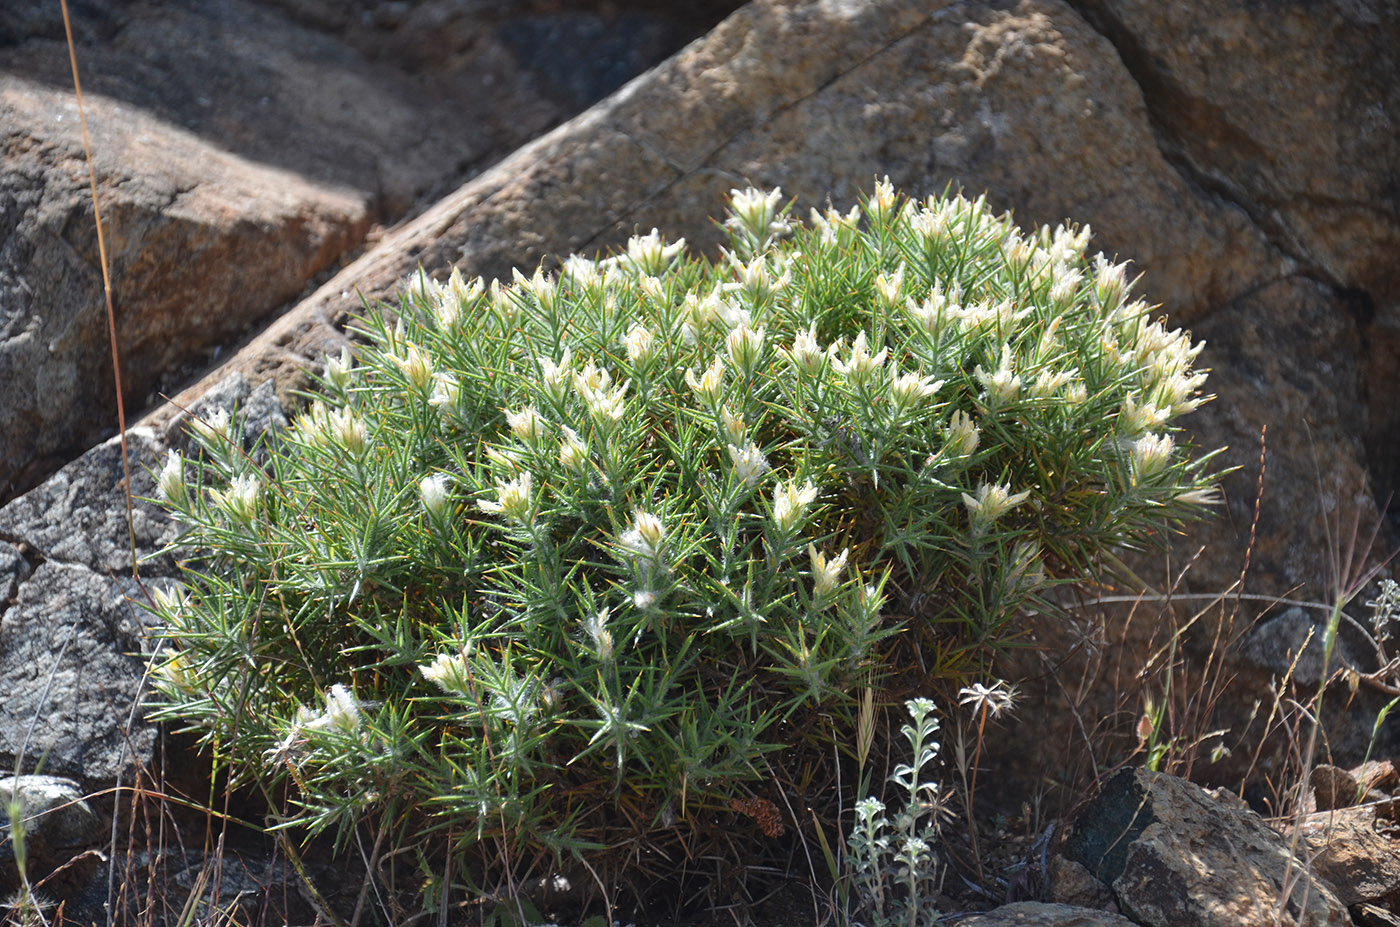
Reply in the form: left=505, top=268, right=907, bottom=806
left=149, top=181, right=1217, bottom=898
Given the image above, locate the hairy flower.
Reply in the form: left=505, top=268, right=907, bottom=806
left=727, top=442, right=770, bottom=488
left=191, top=407, right=230, bottom=446
left=1176, top=487, right=1223, bottom=506
left=155, top=650, right=198, bottom=693
left=1093, top=255, right=1130, bottom=313
left=391, top=342, right=435, bottom=392
left=506, top=405, right=547, bottom=444
left=212, top=473, right=260, bottom=525
left=573, top=360, right=613, bottom=395
left=620, top=510, right=666, bottom=561
left=477, top=472, right=534, bottom=525
left=974, top=344, right=1022, bottom=407
left=725, top=322, right=766, bottom=376
left=726, top=186, right=789, bottom=245
left=429, top=373, right=462, bottom=419
left=329, top=408, right=368, bottom=456
left=866, top=175, right=897, bottom=225
left=420, top=473, right=452, bottom=519
left=151, top=584, right=189, bottom=618
left=772, top=479, right=818, bottom=533
left=720, top=406, right=746, bottom=444
left=539, top=348, right=573, bottom=405
left=1048, top=269, right=1084, bottom=309
left=485, top=445, right=524, bottom=473
left=323, top=346, right=353, bottom=390
left=1029, top=366, right=1078, bottom=400
left=323, top=684, right=364, bottom=734
left=558, top=428, right=588, bottom=472
left=421, top=651, right=471, bottom=695
left=1131, top=432, right=1175, bottom=480
left=625, top=229, right=685, bottom=275
left=583, top=382, right=628, bottom=430
left=906, top=283, right=960, bottom=337
left=638, top=274, right=667, bottom=304
left=942, top=410, right=980, bottom=459
left=724, top=253, right=789, bottom=304
left=889, top=368, right=943, bottom=414
left=1119, top=393, right=1171, bottom=435
left=157, top=450, right=187, bottom=506
left=562, top=255, right=602, bottom=296
left=512, top=266, right=558, bottom=314
left=1003, top=233, right=1038, bottom=273
left=444, top=267, right=483, bottom=315
left=685, top=356, right=726, bottom=406
left=784, top=325, right=827, bottom=377
left=961, top=482, right=1030, bottom=534
left=831, top=331, right=888, bottom=390
left=873, top=266, right=905, bottom=309
left=810, top=203, right=862, bottom=246
left=624, top=323, right=656, bottom=365
left=958, top=680, right=1019, bottom=718
left=584, top=608, right=615, bottom=664
left=679, top=290, right=721, bottom=344
left=808, top=544, right=849, bottom=597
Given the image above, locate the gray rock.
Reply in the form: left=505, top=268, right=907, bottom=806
left=1066, top=0, right=1400, bottom=306
left=0, top=775, right=102, bottom=863
left=0, top=540, right=31, bottom=603
left=0, top=373, right=286, bottom=786
left=0, top=425, right=176, bottom=578
left=1239, top=607, right=1368, bottom=687
left=0, top=560, right=151, bottom=783
left=957, top=902, right=1135, bottom=926
left=1064, top=767, right=1350, bottom=927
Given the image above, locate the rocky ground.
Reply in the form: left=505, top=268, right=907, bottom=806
left=2, top=0, right=1399, bottom=924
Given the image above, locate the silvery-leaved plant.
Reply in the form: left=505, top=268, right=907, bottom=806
left=148, top=180, right=1219, bottom=902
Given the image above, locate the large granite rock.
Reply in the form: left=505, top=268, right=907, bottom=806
left=0, top=0, right=737, bottom=501
left=148, top=0, right=1281, bottom=428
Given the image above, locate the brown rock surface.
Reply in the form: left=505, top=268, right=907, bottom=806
left=1065, top=0, right=1400, bottom=306
left=1064, top=767, right=1351, bottom=927
left=147, top=0, right=1279, bottom=434
left=1300, top=800, right=1400, bottom=909
left=0, top=76, right=366, bottom=498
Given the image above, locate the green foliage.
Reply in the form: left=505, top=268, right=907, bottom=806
left=846, top=699, right=948, bottom=927
left=148, top=180, right=1217, bottom=897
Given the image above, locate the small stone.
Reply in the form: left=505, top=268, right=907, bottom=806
left=1312, top=765, right=1362, bottom=811
left=957, top=901, right=1136, bottom=926
left=0, top=775, right=101, bottom=861
left=1048, top=855, right=1116, bottom=910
